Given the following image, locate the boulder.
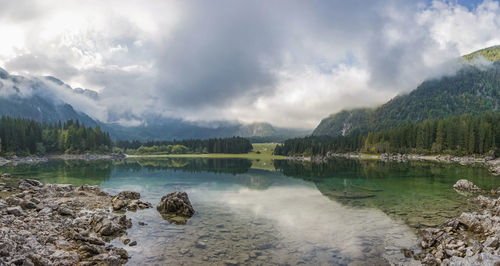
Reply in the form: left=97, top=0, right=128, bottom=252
left=157, top=191, right=195, bottom=224
left=20, top=200, right=37, bottom=210
left=111, top=191, right=151, bottom=211
left=457, top=213, right=488, bottom=233
left=58, top=205, right=76, bottom=217
left=90, top=211, right=131, bottom=237
left=0, top=173, right=12, bottom=179
left=6, top=206, right=25, bottom=216
left=453, top=179, right=480, bottom=192
left=18, top=179, right=42, bottom=191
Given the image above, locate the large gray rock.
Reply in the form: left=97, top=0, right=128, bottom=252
left=453, top=179, right=481, bottom=192
left=157, top=191, right=195, bottom=224
left=111, top=190, right=151, bottom=211
left=18, top=179, right=42, bottom=191
left=0, top=173, right=11, bottom=179
left=90, top=211, right=132, bottom=237
left=457, top=212, right=491, bottom=233
left=6, top=206, right=24, bottom=216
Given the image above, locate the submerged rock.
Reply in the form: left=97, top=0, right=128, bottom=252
left=157, top=191, right=195, bottom=224
left=453, top=179, right=481, bottom=192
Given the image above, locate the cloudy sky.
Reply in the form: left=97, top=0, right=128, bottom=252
left=0, top=0, right=499, bottom=129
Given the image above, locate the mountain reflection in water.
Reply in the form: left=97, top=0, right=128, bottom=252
left=2, top=157, right=500, bottom=264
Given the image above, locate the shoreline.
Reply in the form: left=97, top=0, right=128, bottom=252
left=124, top=153, right=286, bottom=159
left=287, top=152, right=500, bottom=175
left=406, top=180, right=500, bottom=264
left=0, top=153, right=126, bottom=167
left=0, top=176, right=151, bottom=265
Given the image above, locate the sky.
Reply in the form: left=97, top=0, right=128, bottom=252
left=0, top=0, right=499, bottom=129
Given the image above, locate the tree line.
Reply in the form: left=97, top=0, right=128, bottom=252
left=275, top=112, right=500, bottom=157
left=116, top=136, right=253, bottom=154
left=0, top=116, right=112, bottom=155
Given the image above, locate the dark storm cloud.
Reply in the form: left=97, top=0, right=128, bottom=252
left=153, top=0, right=421, bottom=110
left=156, top=0, right=283, bottom=108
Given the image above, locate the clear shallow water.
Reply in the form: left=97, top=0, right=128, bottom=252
left=1, top=158, right=500, bottom=265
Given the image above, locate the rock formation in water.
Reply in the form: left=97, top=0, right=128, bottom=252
left=111, top=190, right=152, bottom=211
left=452, top=179, right=481, bottom=192
left=157, top=191, right=195, bottom=224
left=0, top=177, right=152, bottom=265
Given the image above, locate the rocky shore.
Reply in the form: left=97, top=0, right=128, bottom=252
left=289, top=152, right=500, bottom=175
left=0, top=153, right=126, bottom=167
left=0, top=174, right=151, bottom=265
left=405, top=179, right=500, bottom=265
left=49, top=153, right=126, bottom=161
left=0, top=156, right=48, bottom=166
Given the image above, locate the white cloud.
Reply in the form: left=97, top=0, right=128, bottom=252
left=0, top=0, right=499, bottom=129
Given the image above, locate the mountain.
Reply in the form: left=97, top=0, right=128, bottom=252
left=313, top=46, right=500, bottom=137
left=0, top=69, right=99, bottom=127
left=0, top=67, right=307, bottom=141
left=105, top=121, right=308, bottom=141
left=313, top=109, right=371, bottom=137
left=463, top=45, right=500, bottom=61
left=238, top=122, right=277, bottom=137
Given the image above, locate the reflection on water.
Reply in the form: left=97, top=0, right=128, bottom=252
left=1, top=157, right=500, bottom=265
left=274, top=159, right=499, bottom=228
left=0, top=160, right=112, bottom=186
left=101, top=168, right=415, bottom=265
left=119, top=158, right=252, bottom=175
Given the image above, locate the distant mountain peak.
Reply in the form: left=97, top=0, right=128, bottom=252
left=238, top=122, right=277, bottom=137
left=44, top=76, right=65, bottom=86
left=463, top=45, right=500, bottom=61
left=0, top=67, right=9, bottom=79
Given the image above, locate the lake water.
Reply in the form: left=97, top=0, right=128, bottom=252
left=1, top=157, right=499, bottom=265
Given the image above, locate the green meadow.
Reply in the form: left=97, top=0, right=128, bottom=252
left=126, top=143, right=286, bottom=171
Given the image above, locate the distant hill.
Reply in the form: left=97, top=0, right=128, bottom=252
left=313, top=46, right=500, bottom=137
left=238, top=122, right=277, bottom=137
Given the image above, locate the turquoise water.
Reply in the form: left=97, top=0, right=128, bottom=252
left=1, top=158, right=499, bottom=265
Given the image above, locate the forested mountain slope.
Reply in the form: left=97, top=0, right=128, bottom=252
left=313, top=47, right=500, bottom=137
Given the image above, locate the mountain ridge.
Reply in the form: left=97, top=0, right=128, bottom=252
left=0, top=67, right=307, bottom=141
left=313, top=46, right=500, bottom=137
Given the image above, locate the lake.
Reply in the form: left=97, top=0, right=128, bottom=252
left=1, top=157, right=499, bottom=265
